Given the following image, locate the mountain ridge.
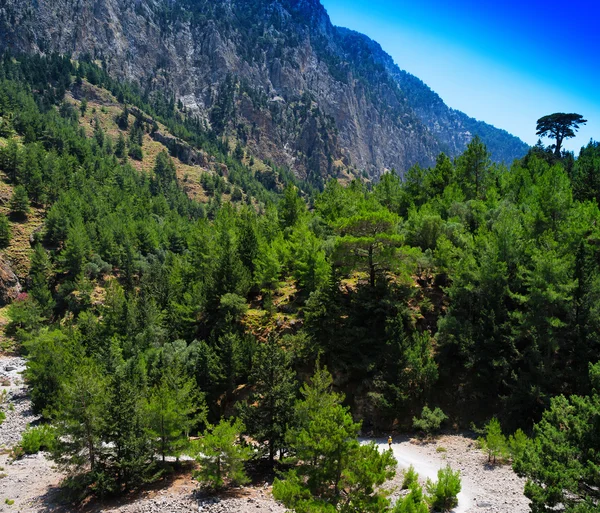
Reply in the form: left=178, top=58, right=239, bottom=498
left=0, top=0, right=529, bottom=181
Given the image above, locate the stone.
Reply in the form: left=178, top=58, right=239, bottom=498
left=0, top=257, right=21, bottom=306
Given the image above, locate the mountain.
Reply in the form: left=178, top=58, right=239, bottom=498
left=0, top=0, right=528, bottom=181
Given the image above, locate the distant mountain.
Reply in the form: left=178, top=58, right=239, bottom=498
left=0, top=0, right=528, bottom=181
left=336, top=29, right=529, bottom=164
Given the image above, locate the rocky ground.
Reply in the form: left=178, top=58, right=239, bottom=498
left=97, top=485, right=289, bottom=513
left=0, top=356, right=35, bottom=447
left=0, top=353, right=290, bottom=513
left=0, top=355, right=64, bottom=512
left=379, top=434, right=531, bottom=513
left=0, top=353, right=529, bottom=512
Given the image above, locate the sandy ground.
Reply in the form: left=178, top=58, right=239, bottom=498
left=0, top=354, right=529, bottom=512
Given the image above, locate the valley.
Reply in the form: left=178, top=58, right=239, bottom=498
left=0, top=1, right=597, bottom=513
left=0, top=352, right=529, bottom=512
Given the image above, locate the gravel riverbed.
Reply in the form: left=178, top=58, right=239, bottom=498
left=0, top=354, right=529, bottom=512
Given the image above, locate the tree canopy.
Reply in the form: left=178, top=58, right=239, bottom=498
left=1, top=52, right=600, bottom=509
left=536, top=113, right=587, bottom=157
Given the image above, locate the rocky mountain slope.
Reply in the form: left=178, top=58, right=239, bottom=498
left=0, top=0, right=528, bottom=181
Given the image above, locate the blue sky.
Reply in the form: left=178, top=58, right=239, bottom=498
left=320, top=0, right=600, bottom=152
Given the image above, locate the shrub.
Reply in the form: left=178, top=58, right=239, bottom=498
left=402, top=464, right=419, bottom=490
left=9, top=445, right=25, bottom=461
left=20, top=424, right=56, bottom=454
left=393, top=482, right=428, bottom=513
left=9, top=185, right=30, bottom=218
left=413, top=406, right=447, bottom=438
left=194, top=418, right=252, bottom=490
left=0, top=213, right=11, bottom=247
left=231, top=186, right=243, bottom=201
left=6, top=296, right=43, bottom=341
left=0, top=411, right=5, bottom=425
left=508, top=428, right=529, bottom=462
left=479, top=418, right=507, bottom=464
left=128, top=144, right=143, bottom=161
left=426, top=465, right=461, bottom=512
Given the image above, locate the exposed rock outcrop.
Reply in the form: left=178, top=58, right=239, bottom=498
left=151, top=131, right=210, bottom=168
left=0, top=0, right=528, bottom=179
left=0, top=256, right=21, bottom=306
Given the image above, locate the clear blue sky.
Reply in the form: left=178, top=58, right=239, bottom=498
left=320, top=0, right=600, bottom=152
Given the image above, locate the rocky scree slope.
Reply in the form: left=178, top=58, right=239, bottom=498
left=0, top=0, right=528, bottom=180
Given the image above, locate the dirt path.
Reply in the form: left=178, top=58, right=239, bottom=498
left=372, top=435, right=530, bottom=513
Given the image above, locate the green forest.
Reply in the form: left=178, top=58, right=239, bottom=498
left=0, top=53, right=598, bottom=512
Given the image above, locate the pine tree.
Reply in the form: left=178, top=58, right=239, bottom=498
left=425, top=466, right=462, bottom=512
left=278, top=185, right=305, bottom=228
left=105, top=355, right=156, bottom=491
left=479, top=418, right=507, bottom=464
left=254, top=242, right=281, bottom=313
left=24, top=330, right=80, bottom=416
left=0, top=138, right=21, bottom=182
left=393, top=482, right=428, bottom=513
left=274, top=366, right=397, bottom=511
left=238, top=336, right=297, bottom=463
left=62, top=220, right=91, bottom=276
left=10, top=185, right=30, bottom=218
left=115, top=133, right=127, bottom=158
left=145, top=373, right=204, bottom=462
left=334, top=209, right=402, bottom=288
left=194, top=418, right=252, bottom=490
left=153, top=150, right=177, bottom=192
left=51, top=359, right=109, bottom=474
left=513, top=363, right=600, bottom=513
left=455, top=136, right=491, bottom=199
left=29, top=244, right=54, bottom=316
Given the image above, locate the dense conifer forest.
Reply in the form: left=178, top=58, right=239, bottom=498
left=0, top=53, right=598, bottom=512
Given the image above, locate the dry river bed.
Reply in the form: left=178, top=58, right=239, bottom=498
left=0, top=354, right=529, bottom=512
left=374, top=435, right=531, bottom=513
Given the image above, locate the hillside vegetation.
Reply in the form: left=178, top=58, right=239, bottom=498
left=0, top=53, right=599, bottom=512
left=0, top=0, right=528, bottom=182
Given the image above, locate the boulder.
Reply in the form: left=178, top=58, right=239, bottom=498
left=0, top=257, right=21, bottom=306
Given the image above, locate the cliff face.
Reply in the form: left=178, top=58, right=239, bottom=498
left=0, top=0, right=528, bottom=180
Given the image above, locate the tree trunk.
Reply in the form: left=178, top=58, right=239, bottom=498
left=555, top=129, right=563, bottom=157
left=217, top=456, right=221, bottom=487
left=368, top=245, right=375, bottom=287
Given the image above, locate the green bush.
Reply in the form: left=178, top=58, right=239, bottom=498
left=478, top=418, right=507, bottom=464
left=194, top=418, right=252, bottom=490
left=393, top=482, right=428, bottom=513
left=402, top=464, right=419, bottom=490
left=9, top=185, right=30, bottom=217
left=413, top=406, right=448, bottom=438
left=20, top=424, right=56, bottom=454
left=426, top=465, right=461, bottom=512
left=508, top=428, right=529, bottom=462
left=0, top=411, right=5, bottom=425
left=9, top=445, right=24, bottom=461
left=0, top=213, right=11, bottom=247
left=128, top=144, right=143, bottom=161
